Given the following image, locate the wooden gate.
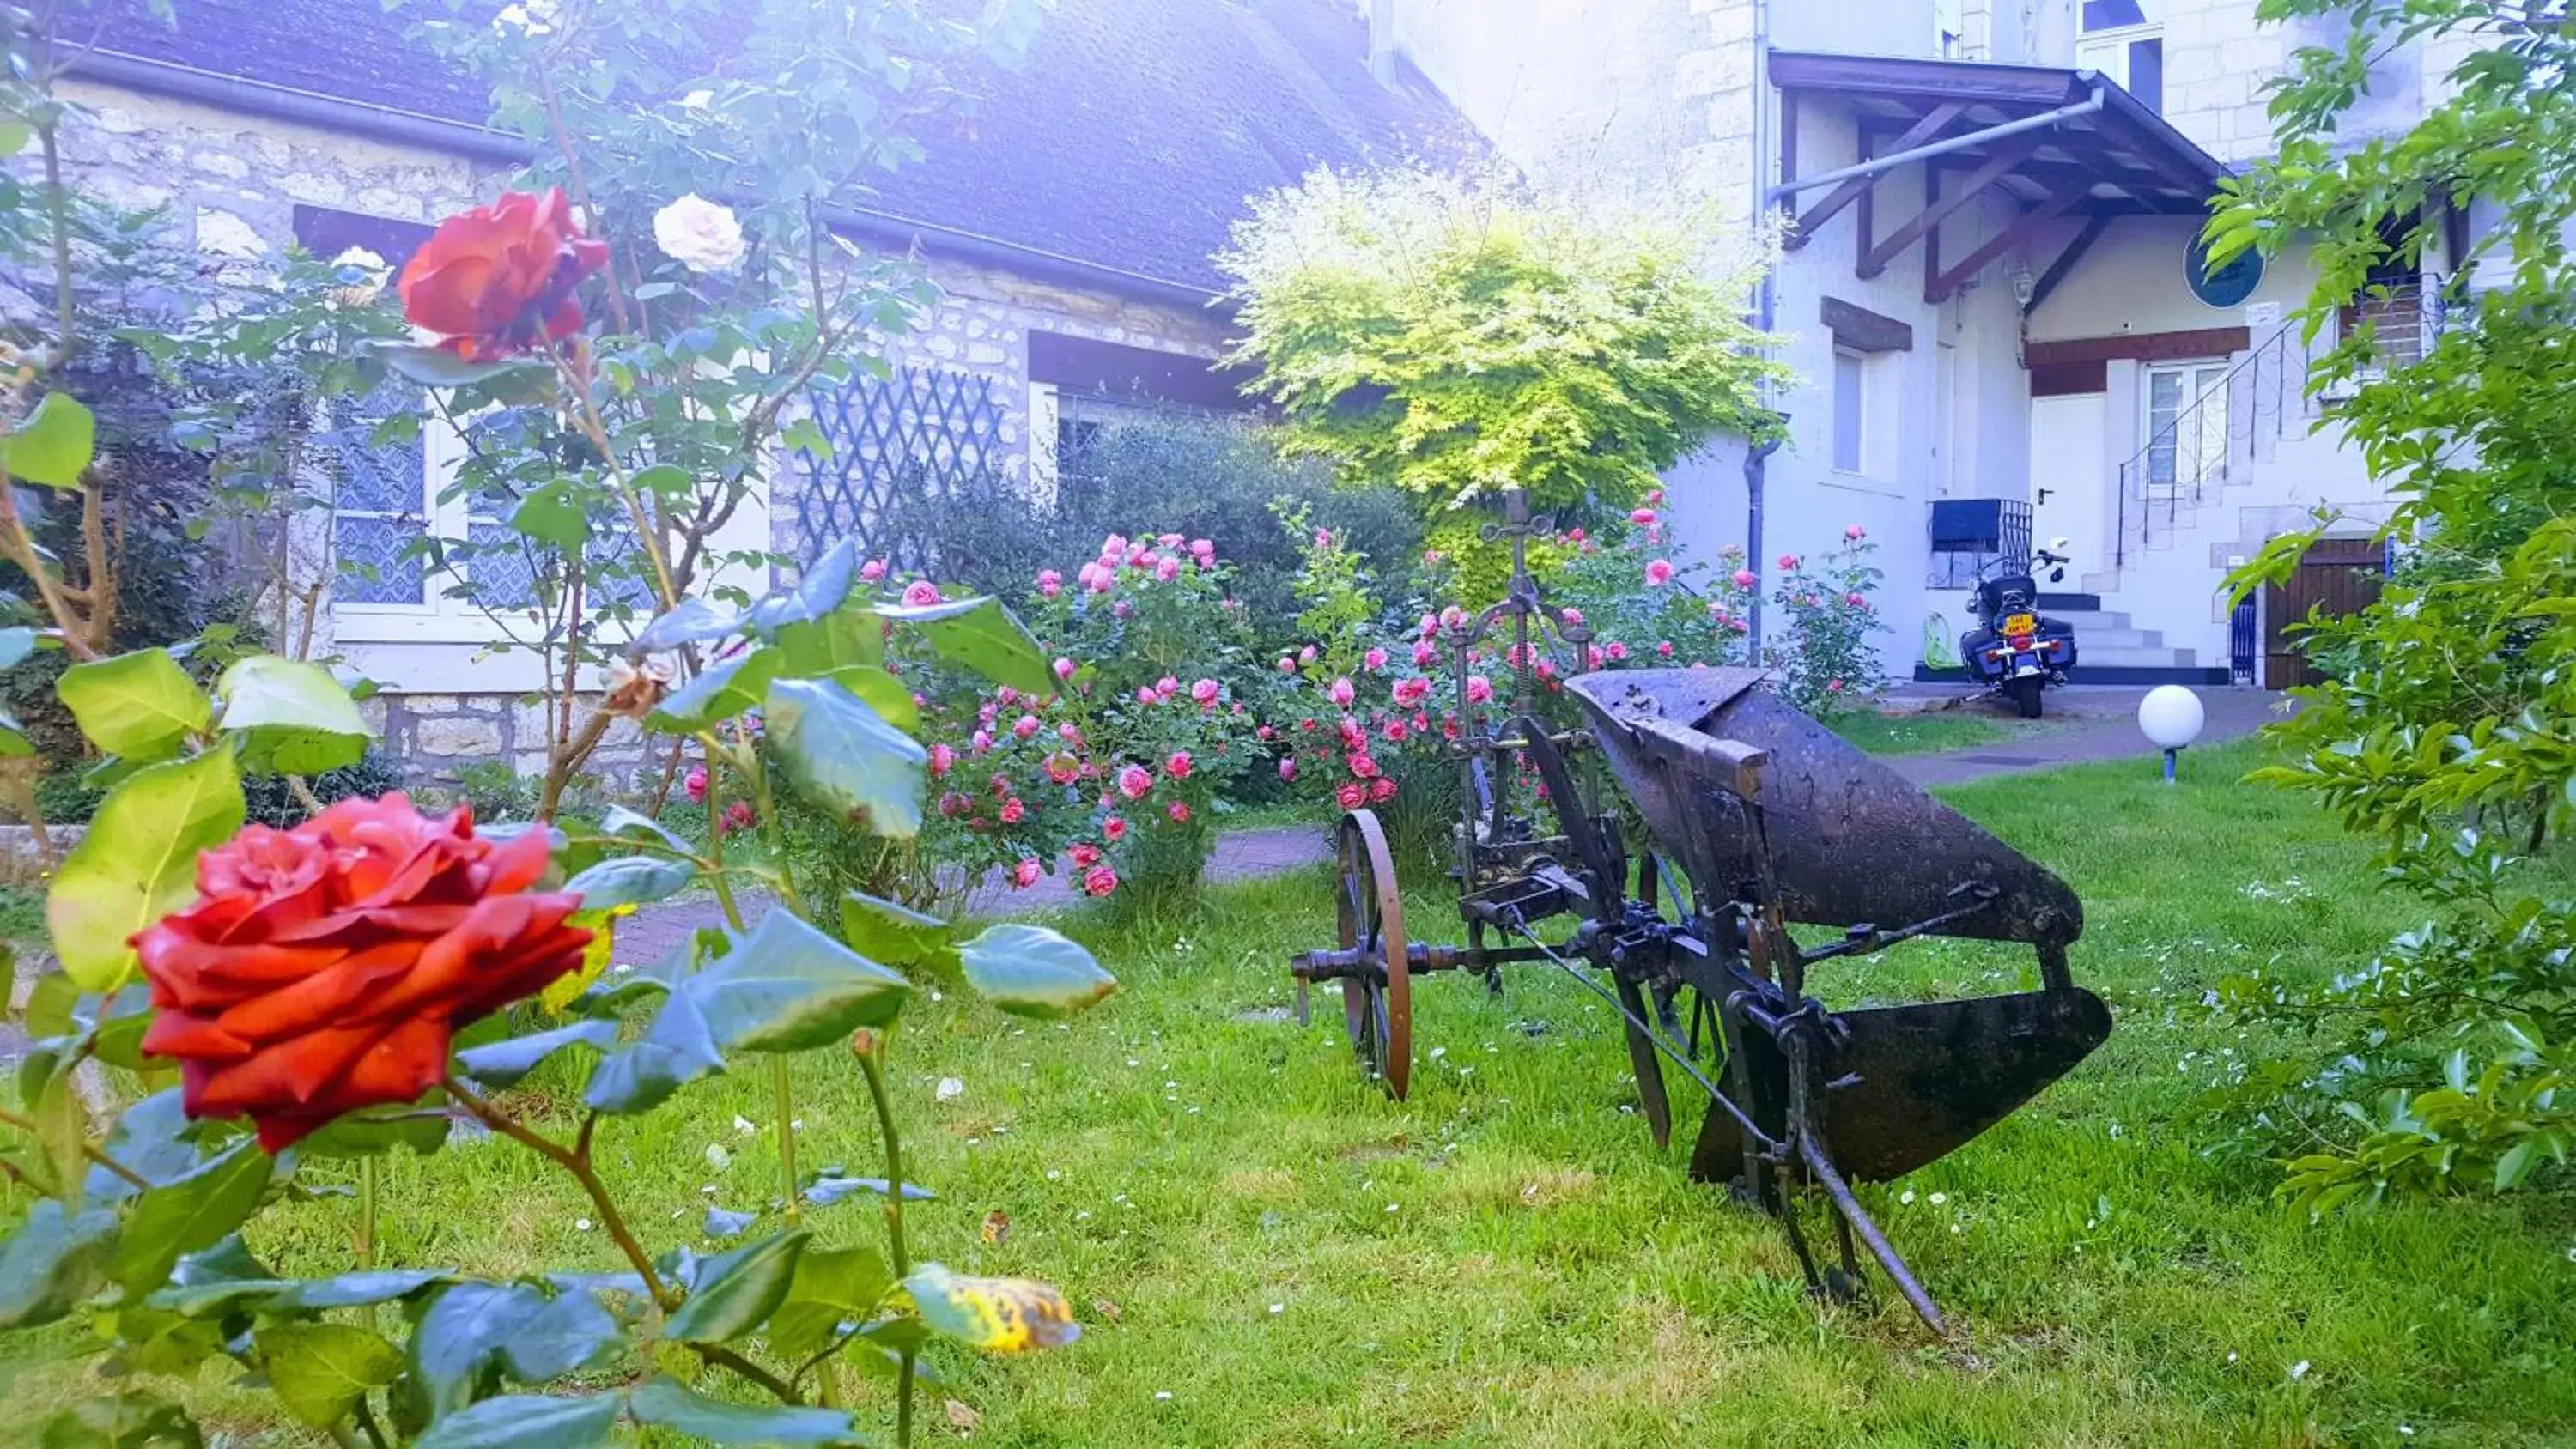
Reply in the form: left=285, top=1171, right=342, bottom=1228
left=2263, top=537, right=2385, bottom=688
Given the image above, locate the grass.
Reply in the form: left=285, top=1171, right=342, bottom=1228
left=1829, top=708, right=2068, bottom=757
left=8, top=740, right=2576, bottom=1446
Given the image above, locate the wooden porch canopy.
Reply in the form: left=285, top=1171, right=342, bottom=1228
left=1769, top=51, right=2228, bottom=306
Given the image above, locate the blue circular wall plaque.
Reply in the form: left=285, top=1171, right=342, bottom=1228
left=2185, top=233, right=2263, bottom=309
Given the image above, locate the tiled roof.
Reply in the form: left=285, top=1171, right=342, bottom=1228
left=84, top=0, right=1468, bottom=295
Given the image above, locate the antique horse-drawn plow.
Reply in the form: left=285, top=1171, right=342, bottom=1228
left=1287, top=494, right=2111, bottom=1333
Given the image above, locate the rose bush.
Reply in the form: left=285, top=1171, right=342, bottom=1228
left=1546, top=489, right=1756, bottom=671
left=1765, top=529, right=1885, bottom=714
left=133, top=796, right=591, bottom=1150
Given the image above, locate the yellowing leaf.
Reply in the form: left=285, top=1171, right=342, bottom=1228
left=544, top=906, right=631, bottom=1015
left=902, top=1263, right=1079, bottom=1354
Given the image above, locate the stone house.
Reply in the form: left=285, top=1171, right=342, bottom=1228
left=1390, top=0, right=2473, bottom=689
left=53, top=0, right=1461, bottom=783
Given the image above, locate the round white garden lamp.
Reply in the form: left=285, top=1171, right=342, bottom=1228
left=2138, top=685, right=2206, bottom=785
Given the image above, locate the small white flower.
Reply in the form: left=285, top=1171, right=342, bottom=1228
left=2288, top=1360, right=2311, bottom=1381
left=732, top=1115, right=756, bottom=1136
left=1385, top=1203, right=1400, bottom=1214
left=1153, top=1391, right=1173, bottom=1402
left=1428, top=1046, right=1447, bottom=1060
left=1928, top=1191, right=1947, bottom=1206
left=1268, top=1303, right=1285, bottom=1314
left=2227, top=1351, right=2239, bottom=1364
left=1900, top=1190, right=1916, bottom=1204
left=1046, top=1168, right=1062, bottom=1180
left=574, top=1217, right=593, bottom=1231
left=704, top=1143, right=731, bottom=1171
left=936, top=1076, right=966, bottom=1103
left=653, top=193, right=746, bottom=273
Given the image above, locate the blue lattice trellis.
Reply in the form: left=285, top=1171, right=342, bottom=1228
left=794, top=365, right=1009, bottom=570
left=320, top=383, right=429, bottom=604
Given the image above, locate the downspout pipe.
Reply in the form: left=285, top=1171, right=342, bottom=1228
left=62, top=49, right=1228, bottom=311
left=1765, top=86, right=2107, bottom=203
left=1743, top=430, right=1784, bottom=648
left=1747, top=0, right=1778, bottom=658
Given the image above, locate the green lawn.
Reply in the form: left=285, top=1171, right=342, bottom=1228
left=8, top=741, right=2575, bottom=1446
left=1831, top=708, right=2053, bottom=756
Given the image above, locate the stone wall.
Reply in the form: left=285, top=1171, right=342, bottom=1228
left=360, top=691, right=664, bottom=797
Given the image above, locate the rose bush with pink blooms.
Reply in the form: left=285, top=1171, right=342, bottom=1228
left=1765, top=528, right=1886, bottom=714
left=1546, top=489, right=1756, bottom=672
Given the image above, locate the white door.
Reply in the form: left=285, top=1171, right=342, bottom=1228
left=2029, top=393, right=2106, bottom=577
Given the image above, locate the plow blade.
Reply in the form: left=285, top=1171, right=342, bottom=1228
left=1692, top=986, right=2114, bottom=1185
left=1566, top=670, right=2083, bottom=948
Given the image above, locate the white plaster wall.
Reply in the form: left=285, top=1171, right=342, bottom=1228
left=2022, top=215, right=2316, bottom=343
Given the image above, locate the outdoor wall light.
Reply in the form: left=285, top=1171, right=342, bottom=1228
left=2138, top=685, right=2206, bottom=785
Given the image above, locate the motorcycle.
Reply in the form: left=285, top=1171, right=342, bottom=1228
left=1959, top=542, right=2078, bottom=718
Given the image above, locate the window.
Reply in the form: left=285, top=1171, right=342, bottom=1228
left=2077, top=0, right=2163, bottom=113
left=1831, top=347, right=1867, bottom=474
left=322, top=385, right=430, bottom=607
left=2144, top=361, right=2231, bottom=498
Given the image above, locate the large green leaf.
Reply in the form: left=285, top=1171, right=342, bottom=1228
left=836, top=892, right=952, bottom=973
left=561, top=853, right=696, bottom=912
left=957, top=923, right=1116, bottom=1020
left=0, top=626, right=38, bottom=670
left=56, top=650, right=207, bottom=760
left=691, top=911, right=910, bottom=1053
left=0, top=708, right=31, bottom=757
left=507, top=480, right=588, bottom=552
left=647, top=647, right=781, bottom=734
left=631, top=597, right=743, bottom=653
left=596, top=803, right=693, bottom=856
left=762, top=676, right=926, bottom=837
left=627, top=1376, right=872, bottom=1446
left=495, top=1286, right=626, bottom=1381
left=872, top=595, right=1051, bottom=695
left=369, top=342, right=548, bottom=392
left=453, top=1021, right=619, bottom=1090
left=215, top=656, right=372, bottom=777
left=87, top=1090, right=203, bottom=1202
left=747, top=537, right=860, bottom=635
left=765, top=1244, right=893, bottom=1359
left=411, top=1393, right=619, bottom=1449
left=821, top=664, right=920, bottom=735
left=114, top=1138, right=278, bottom=1296
left=3, top=391, right=97, bottom=488
left=583, top=985, right=723, bottom=1114
left=295, top=1093, right=449, bottom=1160
left=0, top=1200, right=118, bottom=1330
left=256, top=1322, right=403, bottom=1429
left=46, top=750, right=244, bottom=991
left=665, top=1229, right=808, bottom=1344
left=410, top=1280, right=550, bottom=1418
left=774, top=609, right=885, bottom=679
left=31, top=1068, right=88, bottom=1203
left=150, top=1268, right=451, bottom=1320
left=32, top=1393, right=201, bottom=1448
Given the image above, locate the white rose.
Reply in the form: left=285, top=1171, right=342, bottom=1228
left=653, top=194, right=746, bottom=273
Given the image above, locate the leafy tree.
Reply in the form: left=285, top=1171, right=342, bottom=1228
left=1216, top=164, right=1786, bottom=594
left=2202, top=0, right=2576, bottom=1210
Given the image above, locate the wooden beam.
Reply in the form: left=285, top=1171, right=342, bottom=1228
left=1926, top=180, right=2093, bottom=303
left=1856, top=132, right=2045, bottom=280
left=1784, top=102, right=1967, bottom=250
left=2056, top=130, right=2213, bottom=209
left=2026, top=214, right=2111, bottom=315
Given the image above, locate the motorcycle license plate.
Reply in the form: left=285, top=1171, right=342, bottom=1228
left=2003, top=612, right=2038, bottom=635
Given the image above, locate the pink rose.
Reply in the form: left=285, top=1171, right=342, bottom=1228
left=860, top=559, right=888, bottom=583
left=1135, top=687, right=1158, bottom=706
left=1300, top=645, right=1318, bottom=664
left=1369, top=778, right=1396, bottom=803
left=1154, top=557, right=1180, bottom=582
left=1046, top=754, right=1082, bottom=785
left=1189, top=538, right=1215, bottom=561
left=901, top=580, right=941, bottom=607
left=928, top=743, right=955, bottom=778
left=1083, top=865, right=1118, bottom=898
left=1012, top=858, right=1043, bottom=889
left=969, top=729, right=994, bottom=754
left=1036, top=568, right=1062, bottom=589
left=1364, top=648, right=1388, bottom=673
left=1606, top=641, right=1628, bottom=661
left=1116, top=765, right=1153, bottom=801
left=1192, top=678, right=1220, bottom=706
left=1466, top=676, right=1493, bottom=705
left=1277, top=657, right=1297, bottom=675
left=1102, top=534, right=1127, bottom=555
left=1327, top=677, right=1355, bottom=707
left=1166, top=801, right=1192, bottom=824
left=1349, top=754, right=1381, bottom=779
left=684, top=765, right=709, bottom=803
left=1733, top=568, right=1759, bottom=589
left=1334, top=782, right=1365, bottom=810
left=1054, top=657, right=1078, bottom=681
left=1070, top=842, right=1102, bottom=869
left=1630, top=508, right=1656, bottom=524
left=1383, top=719, right=1408, bottom=743
left=1087, top=566, right=1113, bottom=595
left=1413, top=642, right=1438, bottom=668
left=1155, top=676, right=1179, bottom=698
left=1165, top=750, right=1194, bottom=780
left=1844, top=524, right=1868, bottom=541
left=1644, top=559, right=1674, bottom=586
left=1279, top=757, right=1297, bottom=783
left=1658, top=641, right=1675, bottom=657
left=1000, top=797, right=1025, bottom=824
left=1013, top=713, right=1041, bottom=740
left=1646, top=487, right=1666, bottom=506
left=1777, top=554, right=1800, bottom=571
left=1565, top=526, right=1587, bottom=544
left=1827, top=679, right=1845, bottom=694
left=1393, top=677, right=1430, bottom=707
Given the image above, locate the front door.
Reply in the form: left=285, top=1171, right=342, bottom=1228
left=2029, top=392, right=2106, bottom=578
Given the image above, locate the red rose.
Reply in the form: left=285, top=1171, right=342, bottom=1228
left=399, top=188, right=611, bottom=361
left=132, top=795, right=591, bottom=1151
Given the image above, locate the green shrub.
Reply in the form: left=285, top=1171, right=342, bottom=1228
left=240, top=750, right=406, bottom=828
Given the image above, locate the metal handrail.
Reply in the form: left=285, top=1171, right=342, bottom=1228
left=2111, top=322, right=2318, bottom=568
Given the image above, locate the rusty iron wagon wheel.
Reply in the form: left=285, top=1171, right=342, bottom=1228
left=1334, top=809, right=1412, bottom=1099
